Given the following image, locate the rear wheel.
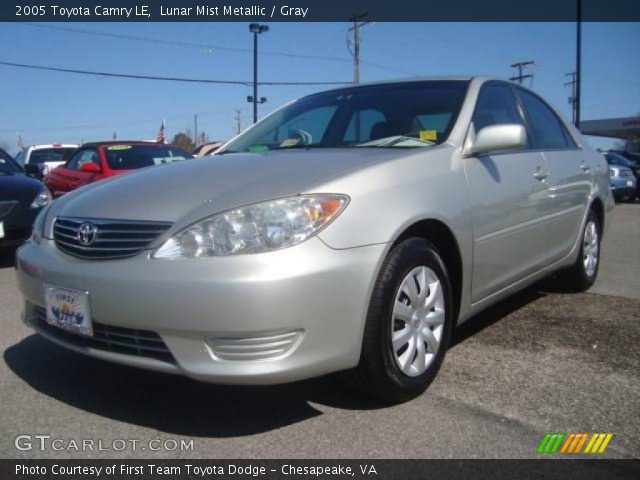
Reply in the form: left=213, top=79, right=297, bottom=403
left=557, top=209, right=601, bottom=292
left=351, top=238, right=454, bottom=403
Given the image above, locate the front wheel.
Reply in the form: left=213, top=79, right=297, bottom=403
left=351, top=238, right=454, bottom=403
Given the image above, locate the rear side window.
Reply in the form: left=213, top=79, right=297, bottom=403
left=516, top=90, right=574, bottom=150
left=66, top=149, right=100, bottom=171
left=472, top=84, right=523, bottom=131
left=28, top=148, right=76, bottom=164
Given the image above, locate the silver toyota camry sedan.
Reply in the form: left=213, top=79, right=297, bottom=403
left=16, top=77, right=614, bottom=402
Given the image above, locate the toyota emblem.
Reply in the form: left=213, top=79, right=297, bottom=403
left=77, top=222, right=98, bottom=246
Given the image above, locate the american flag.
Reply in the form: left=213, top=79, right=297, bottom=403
left=17, top=134, right=24, bottom=150
left=156, top=120, right=166, bottom=144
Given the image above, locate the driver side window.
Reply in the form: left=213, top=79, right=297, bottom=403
left=67, top=149, right=99, bottom=171
left=473, top=84, right=523, bottom=133
left=343, top=109, right=387, bottom=143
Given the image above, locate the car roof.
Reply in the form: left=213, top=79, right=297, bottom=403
left=311, top=75, right=502, bottom=95
left=80, top=141, right=169, bottom=148
left=28, top=144, right=78, bottom=149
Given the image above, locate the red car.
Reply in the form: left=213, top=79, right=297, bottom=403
left=44, top=141, right=192, bottom=197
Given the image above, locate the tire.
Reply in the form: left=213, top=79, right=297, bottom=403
left=351, top=238, right=454, bottom=403
left=557, top=209, right=601, bottom=292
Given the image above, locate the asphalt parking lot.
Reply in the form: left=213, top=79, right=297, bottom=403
left=0, top=204, right=638, bottom=459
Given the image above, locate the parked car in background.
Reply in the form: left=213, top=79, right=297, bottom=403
left=16, top=77, right=613, bottom=403
left=604, top=152, right=637, bottom=202
left=606, top=151, right=640, bottom=200
left=0, top=148, right=51, bottom=249
left=15, top=144, right=78, bottom=178
left=611, top=150, right=640, bottom=164
left=193, top=141, right=225, bottom=157
left=44, top=141, right=192, bottom=197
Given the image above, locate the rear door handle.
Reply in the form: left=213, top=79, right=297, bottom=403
left=580, top=163, right=590, bottom=172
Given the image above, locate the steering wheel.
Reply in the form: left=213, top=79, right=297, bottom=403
left=280, top=129, right=313, bottom=147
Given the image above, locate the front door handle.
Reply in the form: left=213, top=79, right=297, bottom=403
left=533, top=169, right=548, bottom=181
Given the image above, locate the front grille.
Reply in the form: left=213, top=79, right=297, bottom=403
left=32, top=306, right=175, bottom=363
left=619, top=169, right=633, bottom=178
left=0, top=200, right=18, bottom=219
left=53, top=217, right=172, bottom=259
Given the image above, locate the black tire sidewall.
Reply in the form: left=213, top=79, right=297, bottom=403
left=364, top=238, right=454, bottom=399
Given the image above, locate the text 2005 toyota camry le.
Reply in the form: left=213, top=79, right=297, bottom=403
left=16, top=78, right=613, bottom=402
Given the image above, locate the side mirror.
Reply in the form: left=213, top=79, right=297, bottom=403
left=23, top=164, right=41, bottom=176
left=467, top=124, right=527, bottom=156
left=80, top=162, right=101, bottom=173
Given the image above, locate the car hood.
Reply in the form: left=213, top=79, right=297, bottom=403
left=0, top=173, right=43, bottom=204
left=47, top=147, right=431, bottom=226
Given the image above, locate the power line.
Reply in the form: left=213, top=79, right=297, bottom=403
left=18, top=22, right=418, bottom=77
left=20, top=22, right=352, bottom=64
left=0, top=60, right=348, bottom=86
left=0, top=108, right=246, bottom=133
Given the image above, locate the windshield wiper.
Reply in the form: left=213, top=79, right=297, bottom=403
left=356, top=136, right=435, bottom=148
left=268, top=144, right=333, bottom=151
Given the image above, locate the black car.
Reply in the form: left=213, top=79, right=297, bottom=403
left=0, top=148, right=51, bottom=249
left=606, top=151, right=640, bottom=199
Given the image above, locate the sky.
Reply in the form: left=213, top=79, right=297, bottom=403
left=0, top=22, right=638, bottom=155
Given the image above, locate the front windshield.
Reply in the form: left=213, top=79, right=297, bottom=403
left=28, top=148, right=76, bottom=165
left=223, top=81, right=469, bottom=153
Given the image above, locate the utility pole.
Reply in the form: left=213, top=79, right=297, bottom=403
left=248, top=23, right=269, bottom=124
left=575, top=0, right=582, bottom=129
left=509, top=61, right=535, bottom=85
left=194, top=114, right=198, bottom=146
left=565, top=72, right=578, bottom=125
left=234, top=110, right=242, bottom=135
left=348, top=13, right=370, bottom=84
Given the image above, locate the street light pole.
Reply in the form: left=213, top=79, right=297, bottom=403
left=249, top=23, right=269, bottom=124
left=252, top=29, right=258, bottom=123
left=575, top=0, right=582, bottom=129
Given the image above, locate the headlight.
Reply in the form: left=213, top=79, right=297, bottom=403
left=30, top=188, right=52, bottom=209
left=153, top=194, right=349, bottom=259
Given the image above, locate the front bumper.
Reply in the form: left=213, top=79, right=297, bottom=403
left=16, top=237, right=387, bottom=384
left=610, top=178, right=637, bottom=199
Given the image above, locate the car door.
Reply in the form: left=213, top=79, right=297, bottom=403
left=45, top=148, right=100, bottom=197
left=515, top=88, right=592, bottom=262
left=464, top=83, right=550, bottom=303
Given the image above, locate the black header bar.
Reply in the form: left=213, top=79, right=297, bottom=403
left=3, top=0, right=640, bottom=22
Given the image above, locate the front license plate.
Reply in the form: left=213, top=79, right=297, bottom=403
left=44, top=285, right=93, bottom=336
left=627, top=180, right=634, bottom=187
left=0, top=221, right=4, bottom=239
